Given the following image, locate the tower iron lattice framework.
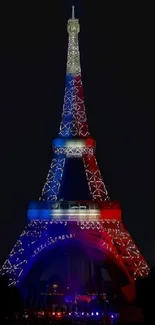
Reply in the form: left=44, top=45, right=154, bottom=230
left=0, top=6, right=149, bottom=302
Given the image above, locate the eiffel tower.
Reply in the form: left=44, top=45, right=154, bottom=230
left=0, top=6, right=149, bottom=303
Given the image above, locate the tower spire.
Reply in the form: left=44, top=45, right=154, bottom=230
left=59, top=6, right=89, bottom=137
left=72, top=5, right=75, bottom=20
left=66, top=6, right=80, bottom=76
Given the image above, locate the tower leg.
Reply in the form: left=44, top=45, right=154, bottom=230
left=83, top=154, right=109, bottom=202
left=0, top=221, right=76, bottom=287
left=103, top=221, right=149, bottom=278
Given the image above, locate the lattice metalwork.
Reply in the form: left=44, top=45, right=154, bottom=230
left=78, top=220, right=149, bottom=279
left=67, top=13, right=80, bottom=76
left=59, top=8, right=89, bottom=137
left=40, top=157, right=65, bottom=201
left=0, top=220, right=149, bottom=287
left=83, top=154, right=109, bottom=202
left=105, top=221, right=150, bottom=279
left=54, top=146, right=94, bottom=157
left=79, top=227, right=128, bottom=275
left=0, top=221, right=75, bottom=286
left=59, top=77, right=89, bottom=137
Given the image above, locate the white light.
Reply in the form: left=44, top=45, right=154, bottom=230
left=51, top=209, right=100, bottom=221
left=66, top=140, right=85, bottom=148
left=52, top=209, right=100, bottom=216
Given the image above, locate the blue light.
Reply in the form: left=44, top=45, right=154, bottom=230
left=27, top=202, right=38, bottom=219
left=96, top=312, right=99, bottom=316
left=41, top=209, right=50, bottom=219
left=52, top=138, right=66, bottom=147
left=27, top=202, right=51, bottom=221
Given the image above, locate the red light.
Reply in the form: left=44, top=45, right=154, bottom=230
left=56, top=312, right=62, bottom=317
left=85, top=137, right=95, bottom=147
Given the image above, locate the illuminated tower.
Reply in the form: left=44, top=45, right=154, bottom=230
left=0, top=6, right=149, bottom=302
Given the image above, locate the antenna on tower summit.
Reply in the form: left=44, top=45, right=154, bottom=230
left=72, top=5, right=75, bottom=19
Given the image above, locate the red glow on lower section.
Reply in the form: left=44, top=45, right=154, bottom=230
left=122, top=282, right=136, bottom=303
left=76, top=295, right=91, bottom=303
left=85, top=137, right=95, bottom=147
left=98, top=200, right=122, bottom=221
left=100, top=207, right=122, bottom=220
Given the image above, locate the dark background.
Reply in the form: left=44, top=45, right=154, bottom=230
left=0, top=1, right=154, bottom=266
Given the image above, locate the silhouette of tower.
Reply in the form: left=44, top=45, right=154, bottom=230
left=0, top=6, right=149, bottom=302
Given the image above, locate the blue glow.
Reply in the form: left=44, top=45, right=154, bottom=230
left=27, top=208, right=38, bottom=219
left=52, top=138, right=66, bottom=147
left=65, top=295, right=74, bottom=303
left=27, top=203, right=51, bottom=220
left=55, top=168, right=62, bottom=180
left=2, top=221, right=74, bottom=287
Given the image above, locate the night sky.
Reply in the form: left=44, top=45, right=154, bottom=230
left=0, top=2, right=154, bottom=267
